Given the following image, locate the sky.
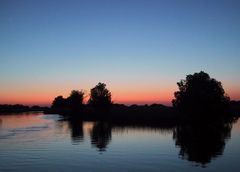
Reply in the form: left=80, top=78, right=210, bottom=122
left=0, top=0, right=240, bottom=106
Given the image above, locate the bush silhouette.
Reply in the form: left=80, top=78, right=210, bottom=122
left=52, top=90, right=84, bottom=112
left=52, top=96, right=67, bottom=108
left=88, top=82, right=112, bottom=109
left=67, top=90, right=85, bottom=111
left=172, top=71, right=230, bottom=120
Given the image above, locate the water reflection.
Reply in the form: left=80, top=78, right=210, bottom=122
left=58, top=116, right=238, bottom=167
left=90, top=122, right=112, bottom=152
left=173, top=122, right=233, bottom=167
left=66, top=119, right=237, bottom=167
left=61, top=119, right=112, bottom=149
left=1, top=113, right=239, bottom=171
left=112, top=122, right=174, bottom=135
left=62, top=119, right=175, bottom=152
left=67, top=119, right=84, bottom=143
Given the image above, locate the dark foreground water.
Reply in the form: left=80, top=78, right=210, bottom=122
left=0, top=112, right=239, bottom=172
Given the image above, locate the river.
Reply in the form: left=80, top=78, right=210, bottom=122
left=0, top=112, right=239, bottom=171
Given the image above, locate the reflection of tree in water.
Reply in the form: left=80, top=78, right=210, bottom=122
left=0, top=119, right=2, bottom=128
left=90, top=122, right=112, bottom=152
left=173, top=122, right=232, bottom=167
left=68, top=119, right=84, bottom=143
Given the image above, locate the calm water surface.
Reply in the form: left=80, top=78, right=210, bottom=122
left=0, top=112, right=240, bottom=172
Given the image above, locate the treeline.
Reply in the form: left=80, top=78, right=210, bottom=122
left=48, top=71, right=240, bottom=122
left=49, top=82, right=178, bottom=121
left=51, top=82, right=112, bottom=111
left=2, top=71, right=240, bottom=120
left=0, top=104, right=49, bottom=113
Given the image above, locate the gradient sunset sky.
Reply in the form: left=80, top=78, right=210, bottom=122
left=0, top=0, right=240, bottom=106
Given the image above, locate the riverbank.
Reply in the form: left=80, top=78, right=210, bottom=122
left=44, top=101, right=240, bottom=123
left=44, top=104, right=178, bottom=122
left=0, top=104, right=49, bottom=114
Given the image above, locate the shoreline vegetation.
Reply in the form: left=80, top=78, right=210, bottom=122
left=1, top=72, right=240, bottom=122
left=1, top=102, right=239, bottom=121
left=45, top=103, right=179, bottom=122
left=0, top=104, right=49, bottom=114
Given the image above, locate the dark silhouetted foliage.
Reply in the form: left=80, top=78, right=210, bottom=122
left=230, top=100, right=240, bottom=116
left=51, top=90, right=84, bottom=112
left=0, top=104, right=49, bottom=113
left=67, top=90, right=84, bottom=111
left=88, top=82, right=112, bottom=109
left=0, top=104, right=30, bottom=113
left=172, top=71, right=230, bottom=121
left=52, top=96, right=67, bottom=109
left=46, top=79, right=239, bottom=120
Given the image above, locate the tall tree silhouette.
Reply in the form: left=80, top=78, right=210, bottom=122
left=67, top=90, right=85, bottom=111
left=172, top=71, right=230, bottom=120
left=88, top=82, right=112, bottom=109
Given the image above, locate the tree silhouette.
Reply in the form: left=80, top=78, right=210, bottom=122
left=172, top=71, right=230, bottom=120
left=88, top=82, right=112, bottom=109
left=51, top=90, right=84, bottom=112
left=67, top=90, right=85, bottom=111
left=52, top=96, right=66, bottom=108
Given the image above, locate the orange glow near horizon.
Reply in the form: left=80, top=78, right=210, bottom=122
left=0, top=87, right=175, bottom=106
left=0, top=93, right=174, bottom=106
left=0, top=84, right=239, bottom=106
left=111, top=89, right=175, bottom=106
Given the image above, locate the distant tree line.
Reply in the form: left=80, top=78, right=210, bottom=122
left=0, top=104, right=49, bottom=113
left=2, top=71, right=240, bottom=120
left=52, top=82, right=112, bottom=111
left=51, top=71, right=240, bottom=121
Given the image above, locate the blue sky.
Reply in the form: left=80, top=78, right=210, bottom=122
left=0, top=0, right=240, bottom=105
